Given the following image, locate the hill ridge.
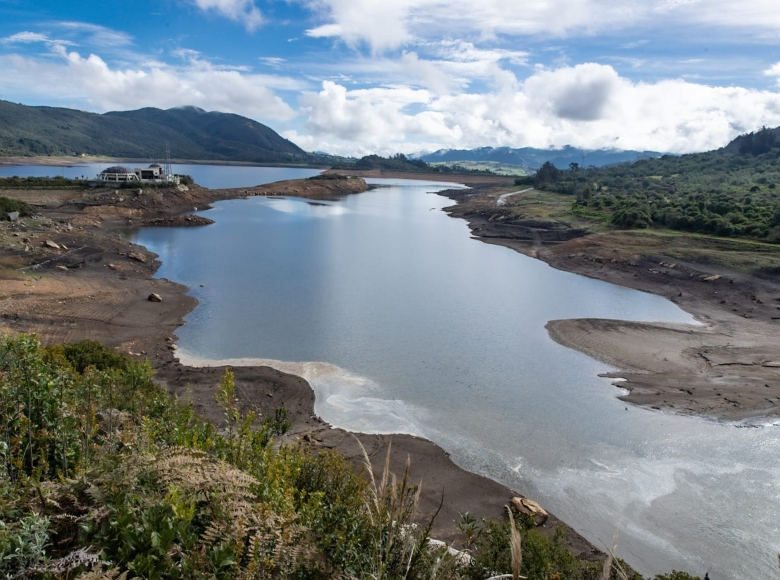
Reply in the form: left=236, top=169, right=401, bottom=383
left=0, top=101, right=308, bottom=163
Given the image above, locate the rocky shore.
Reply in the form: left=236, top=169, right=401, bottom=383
left=0, top=175, right=601, bottom=560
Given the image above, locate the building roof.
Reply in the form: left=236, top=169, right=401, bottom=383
left=101, top=166, right=134, bottom=174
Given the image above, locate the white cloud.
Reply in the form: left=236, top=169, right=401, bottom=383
left=765, top=62, right=780, bottom=83
left=191, top=0, right=263, bottom=32
left=296, top=64, right=780, bottom=156
left=524, top=63, right=622, bottom=121
left=301, top=0, right=780, bottom=53
left=0, top=46, right=297, bottom=121
left=1, top=32, right=53, bottom=44
left=305, top=0, right=413, bottom=52
left=52, top=22, right=133, bottom=48
left=399, top=52, right=458, bottom=94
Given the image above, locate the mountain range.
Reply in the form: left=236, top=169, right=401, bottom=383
left=0, top=101, right=308, bottom=164
left=1, top=101, right=694, bottom=171
left=418, top=145, right=666, bottom=171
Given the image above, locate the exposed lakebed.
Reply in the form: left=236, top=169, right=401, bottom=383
left=123, top=177, right=780, bottom=578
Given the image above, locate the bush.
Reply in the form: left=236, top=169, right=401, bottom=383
left=0, top=196, right=34, bottom=219
left=57, top=339, right=131, bottom=373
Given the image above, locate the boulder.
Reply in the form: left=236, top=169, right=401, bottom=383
left=509, top=496, right=549, bottom=526
left=148, top=293, right=163, bottom=302
left=43, top=239, right=60, bottom=250
left=128, top=252, right=146, bottom=263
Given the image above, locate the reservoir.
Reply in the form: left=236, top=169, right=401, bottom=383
left=3, top=164, right=776, bottom=577
left=129, top=178, right=780, bottom=579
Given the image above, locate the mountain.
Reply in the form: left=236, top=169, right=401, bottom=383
left=418, top=145, right=665, bottom=171
left=721, top=125, right=780, bottom=156
left=0, top=101, right=308, bottom=163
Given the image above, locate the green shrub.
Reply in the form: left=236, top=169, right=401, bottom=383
left=0, top=334, right=721, bottom=579
left=57, top=339, right=131, bottom=373
left=0, top=196, right=34, bottom=219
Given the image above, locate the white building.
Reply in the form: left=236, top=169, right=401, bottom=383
left=97, top=166, right=138, bottom=183
left=96, top=164, right=180, bottom=185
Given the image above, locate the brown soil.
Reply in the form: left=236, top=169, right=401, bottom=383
left=441, top=186, right=780, bottom=421
left=0, top=176, right=601, bottom=561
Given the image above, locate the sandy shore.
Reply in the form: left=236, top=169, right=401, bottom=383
left=442, top=186, right=780, bottom=421
left=0, top=176, right=601, bottom=559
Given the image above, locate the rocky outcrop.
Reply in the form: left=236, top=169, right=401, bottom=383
left=510, top=496, right=549, bottom=526
left=142, top=215, right=215, bottom=227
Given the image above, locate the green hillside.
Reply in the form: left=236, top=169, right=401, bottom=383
left=518, top=127, right=780, bottom=242
left=0, top=101, right=310, bottom=163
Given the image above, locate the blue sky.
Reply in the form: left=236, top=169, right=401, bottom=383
left=2, top=0, right=780, bottom=156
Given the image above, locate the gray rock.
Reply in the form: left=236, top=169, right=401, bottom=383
left=509, top=496, right=549, bottom=526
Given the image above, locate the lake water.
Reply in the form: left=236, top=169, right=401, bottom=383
left=0, top=162, right=320, bottom=188
left=4, top=164, right=778, bottom=577
left=126, top=179, right=780, bottom=579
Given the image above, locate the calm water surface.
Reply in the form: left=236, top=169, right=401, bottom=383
left=125, top=177, right=776, bottom=578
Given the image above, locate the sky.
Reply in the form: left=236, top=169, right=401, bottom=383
left=1, top=0, right=780, bottom=157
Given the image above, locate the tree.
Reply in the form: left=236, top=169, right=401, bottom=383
left=535, top=161, right=561, bottom=186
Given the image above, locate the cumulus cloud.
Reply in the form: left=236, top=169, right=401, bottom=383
left=301, top=0, right=780, bottom=52
left=191, top=0, right=263, bottom=32
left=305, top=0, right=413, bottom=52
left=296, top=63, right=780, bottom=156
left=0, top=46, right=296, bottom=121
left=765, top=62, right=780, bottom=83
left=525, top=63, right=621, bottom=121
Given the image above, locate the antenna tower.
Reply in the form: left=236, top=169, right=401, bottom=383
left=164, top=142, right=172, bottom=176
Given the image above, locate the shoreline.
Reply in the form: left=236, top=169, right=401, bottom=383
left=440, top=185, right=780, bottom=421
left=5, top=168, right=778, bottom=575
left=0, top=175, right=603, bottom=561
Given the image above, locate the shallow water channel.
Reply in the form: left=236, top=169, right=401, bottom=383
left=128, top=178, right=779, bottom=578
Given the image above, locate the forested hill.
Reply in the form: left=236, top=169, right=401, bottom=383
left=0, top=101, right=310, bottom=163
left=520, top=126, right=780, bottom=242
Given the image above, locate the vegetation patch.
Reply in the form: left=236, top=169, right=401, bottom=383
left=0, top=195, right=35, bottom=219
left=0, top=334, right=706, bottom=578
left=515, top=127, right=780, bottom=243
